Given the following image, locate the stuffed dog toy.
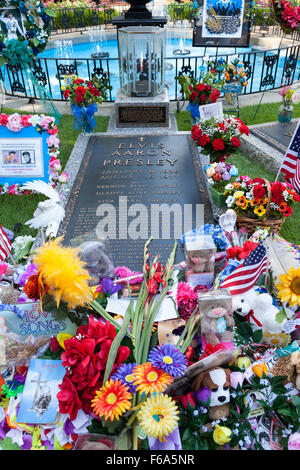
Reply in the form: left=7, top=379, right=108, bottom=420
left=192, top=367, right=231, bottom=420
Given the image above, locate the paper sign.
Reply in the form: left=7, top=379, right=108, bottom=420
left=199, top=102, right=223, bottom=122
left=106, top=296, right=178, bottom=323
left=282, top=319, right=300, bottom=334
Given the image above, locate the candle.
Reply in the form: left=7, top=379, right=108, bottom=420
left=140, top=51, right=143, bottom=74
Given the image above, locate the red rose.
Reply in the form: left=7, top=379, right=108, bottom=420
left=63, top=89, right=70, bottom=99
left=190, top=90, right=198, bottom=102
left=238, top=123, right=249, bottom=136
left=191, top=125, right=202, bottom=142
left=71, top=355, right=100, bottom=391
left=49, top=336, right=61, bottom=353
left=238, top=240, right=259, bottom=259
left=252, top=178, right=265, bottom=185
left=293, top=192, right=300, bottom=201
left=57, top=375, right=82, bottom=421
left=226, top=246, right=242, bottom=259
left=253, top=184, right=266, bottom=199
left=81, top=384, right=101, bottom=415
left=212, top=138, right=225, bottom=151
left=271, top=181, right=285, bottom=204
left=0, top=113, right=8, bottom=126
left=199, top=94, right=207, bottom=103
left=196, top=83, right=206, bottom=91
left=175, top=392, right=195, bottom=409
left=198, top=133, right=210, bottom=146
left=213, top=171, right=222, bottom=182
left=75, top=78, right=85, bottom=84
left=231, top=137, right=241, bottom=148
left=76, top=86, right=86, bottom=96
left=75, top=95, right=83, bottom=104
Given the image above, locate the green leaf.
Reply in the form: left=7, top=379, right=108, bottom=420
left=1, top=437, right=21, bottom=450
left=13, top=239, right=34, bottom=263
left=276, top=308, right=287, bottom=324
left=292, top=395, right=300, bottom=408
left=103, top=302, right=132, bottom=384
left=44, top=8, right=57, bottom=17
left=237, top=321, right=253, bottom=339
left=32, top=37, right=40, bottom=47
left=252, top=328, right=263, bottom=343
left=0, top=57, right=6, bottom=69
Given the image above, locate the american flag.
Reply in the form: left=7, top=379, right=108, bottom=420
left=0, top=224, right=11, bottom=262
left=280, top=119, right=300, bottom=192
left=220, top=242, right=268, bottom=295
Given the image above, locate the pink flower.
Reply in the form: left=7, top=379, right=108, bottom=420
left=230, top=371, right=244, bottom=389
left=40, top=115, right=55, bottom=130
left=47, top=134, right=60, bottom=148
left=278, top=86, right=288, bottom=97
left=288, top=433, right=300, bottom=450
left=176, top=281, right=198, bottom=321
left=6, top=113, right=22, bottom=133
left=0, top=263, right=8, bottom=280
left=49, top=157, right=61, bottom=172
left=20, top=115, right=32, bottom=127
left=58, top=171, right=70, bottom=184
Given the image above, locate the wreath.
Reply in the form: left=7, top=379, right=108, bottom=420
left=272, top=0, right=300, bottom=34
left=0, top=0, right=55, bottom=68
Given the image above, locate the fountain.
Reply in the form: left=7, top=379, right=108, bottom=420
left=89, top=26, right=110, bottom=59
left=173, top=37, right=190, bottom=56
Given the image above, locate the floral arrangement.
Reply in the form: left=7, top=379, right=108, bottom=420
left=0, top=0, right=55, bottom=68
left=206, top=57, right=248, bottom=88
left=272, top=0, right=300, bottom=33
left=205, top=162, right=239, bottom=186
left=278, top=86, right=299, bottom=107
left=191, top=115, right=250, bottom=162
left=223, top=177, right=300, bottom=219
left=0, top=113, right=69, bottom=191
left=62, top=76, right=109, bottom=107
left=185, top=83, right=221, bottom=106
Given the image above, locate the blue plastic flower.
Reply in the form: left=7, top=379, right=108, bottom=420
left=148, top=344, right=187, bottom=378
left=0, top=304, right=24, bottom=319
left=111, top=363, right=137, bottom=393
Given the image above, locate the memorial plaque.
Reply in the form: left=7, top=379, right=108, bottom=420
left=251, top=121, right=298, bottom=154
left=118, top=106, right=167, bottom=125
left=59, top=134, right=214, bottom=270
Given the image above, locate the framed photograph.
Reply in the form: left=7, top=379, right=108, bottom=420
left=199, top=101, right=224, bottom=121
left=244, top=390, right=265, bottom=418
left=193, top=0, right=251, bottom=47
left=0, top=6, right=26, bottom=42
left=0, top=125, right=52, bottom=185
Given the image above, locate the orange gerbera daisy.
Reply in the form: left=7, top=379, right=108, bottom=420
left=132, top=362, right=173, bottom=395
left=232, top=182, right=241, bottom=189
left=91, top=379, right=132, bottom=422
left=278, top=201, right=288, bottom=212
left=236, top=196, right=248, bottom=209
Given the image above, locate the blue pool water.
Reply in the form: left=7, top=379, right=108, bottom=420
left=14, top=35, right=300, bottom=100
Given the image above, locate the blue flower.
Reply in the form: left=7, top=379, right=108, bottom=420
left=148, top=344, right=187, bottom=378
left=111, top=363, right=137, bottom=393
left=0, top=304, right=24, bottom=319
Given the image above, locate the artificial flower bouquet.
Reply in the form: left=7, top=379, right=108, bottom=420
left=205, top=162, right=239, bottom=207
left=62, top=76, right=110, bottom=133
left=278, top=85, right=298, bottom=106
left=191, top=115, right=250, bottom=163
left=207, top=57, right=248, bottom=88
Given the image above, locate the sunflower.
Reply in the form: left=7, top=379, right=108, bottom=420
left=33, top=237, right=91, bottom=309
left=253, top=205, right=266, bottom=217
left=137, top=393, right=179, bottom=440
left=276, top=266, right=300, bottom=307
left=91, top=379, right=132, bottom=422
left=132, top=362, right=173, bottom=395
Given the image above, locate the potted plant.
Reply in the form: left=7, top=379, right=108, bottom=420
left=278, top=86, right=298, bottom=123
left=191, top=115, right=250, bottom=163
left=62, top=76, right=110, bottom=133
left=205, top=162, right=238, bottom=207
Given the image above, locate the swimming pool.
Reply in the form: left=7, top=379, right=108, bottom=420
left=3, top=32, right=300, bottom=101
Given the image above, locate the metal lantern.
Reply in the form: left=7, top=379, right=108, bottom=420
left=118, top=26, right=166, bottom=98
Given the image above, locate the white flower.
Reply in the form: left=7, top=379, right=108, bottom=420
left=238, top=440, right=244, bottom=446
left=28, top=115, right=42, bottom=127
left=233, top=429, right=239, bottom=435
left=225, top=183, right=234, bottom=191
left=193, top=410, right=199, bottom=416
left=231, top=392, right=237, bottom=398
left=202, top=426, right=208, bottom=432
left=226, top=195, right=235, bottom=208
left=283, top=190, right=289, bottom=201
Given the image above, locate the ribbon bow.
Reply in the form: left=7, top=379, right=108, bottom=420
left=245, top=309, right=263, bottom=328
left=71, top=103, right=97, bottom=132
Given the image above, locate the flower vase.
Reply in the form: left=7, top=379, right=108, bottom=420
left=71, top=103, right=98, bottom=134
left=278, top=103, right=294, bottom=123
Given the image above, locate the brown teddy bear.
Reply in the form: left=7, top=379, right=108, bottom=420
left=199, top=290, right=235, bottom=347
left=270, top=351, right=300, bottom=390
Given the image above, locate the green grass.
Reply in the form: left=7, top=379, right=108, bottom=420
left=175, top=105, right=300, bottom=244
left=0, top=109, right=109, bottom=238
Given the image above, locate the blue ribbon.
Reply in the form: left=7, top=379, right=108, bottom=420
left=186, top=102, right=200, bottom=124
left=71, top=103, right=97, bottom=132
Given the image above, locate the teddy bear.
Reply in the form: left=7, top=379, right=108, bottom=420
left=78, top=241, right=115, bottom=285
left=192, top=367, right=232, bottom=420
left=271, top=351, right=300, bottom=390
left=186, top=248, right=216, bottom=273
left=199, top=289, right=235, bottom=347
left=232, top=287, right=283, bottom=335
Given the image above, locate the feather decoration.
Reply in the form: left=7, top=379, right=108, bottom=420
left=264, top=233, right=300, bottom=283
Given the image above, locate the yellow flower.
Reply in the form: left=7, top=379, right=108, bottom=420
left=234, top=190, right=244, bottom=199
left=253, top=205, right=266, bottom=217
left=137, top=393, right=179, bottom=440
left=276, top=266, right=300, bottom=307
left=213, top=424, right=232, bottom=445
left=252, top=362, right=268, bottom=378
left=263, top=331, right=289, bottom=347
left=57, top=333, right=73, bottom=350
left=33, top=237, right=91, bottom=309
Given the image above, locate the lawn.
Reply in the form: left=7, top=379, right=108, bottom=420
left=176, top=103, right=300, bottom=245
left=0, top=109, right=109, bottom=238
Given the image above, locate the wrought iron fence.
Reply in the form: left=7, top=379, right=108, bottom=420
left=1, top=44, right=299, bottom=103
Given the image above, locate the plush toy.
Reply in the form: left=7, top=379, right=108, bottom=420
left=271, top=351, right=300, bottom=390
left=186, top=249, right=215, bottom=273
left=232, top=287, right=282, bottom=334
left=79, top=241, right=115, bottom=285
left=192, top=367, right=231, bottom=420
left=199, top=289, right=235, bottom=347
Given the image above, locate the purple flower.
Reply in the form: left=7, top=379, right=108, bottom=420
left=19, top=263, right=38, bottom=287
left=111, top=363, right=137, bottom=393
left=100, top=277, right=123, bottom=296
left=194, top=386, right=210, bottom=404
left=148, top=344, right=187, bottom=378
left=149, top=427, right=182, bottom=450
